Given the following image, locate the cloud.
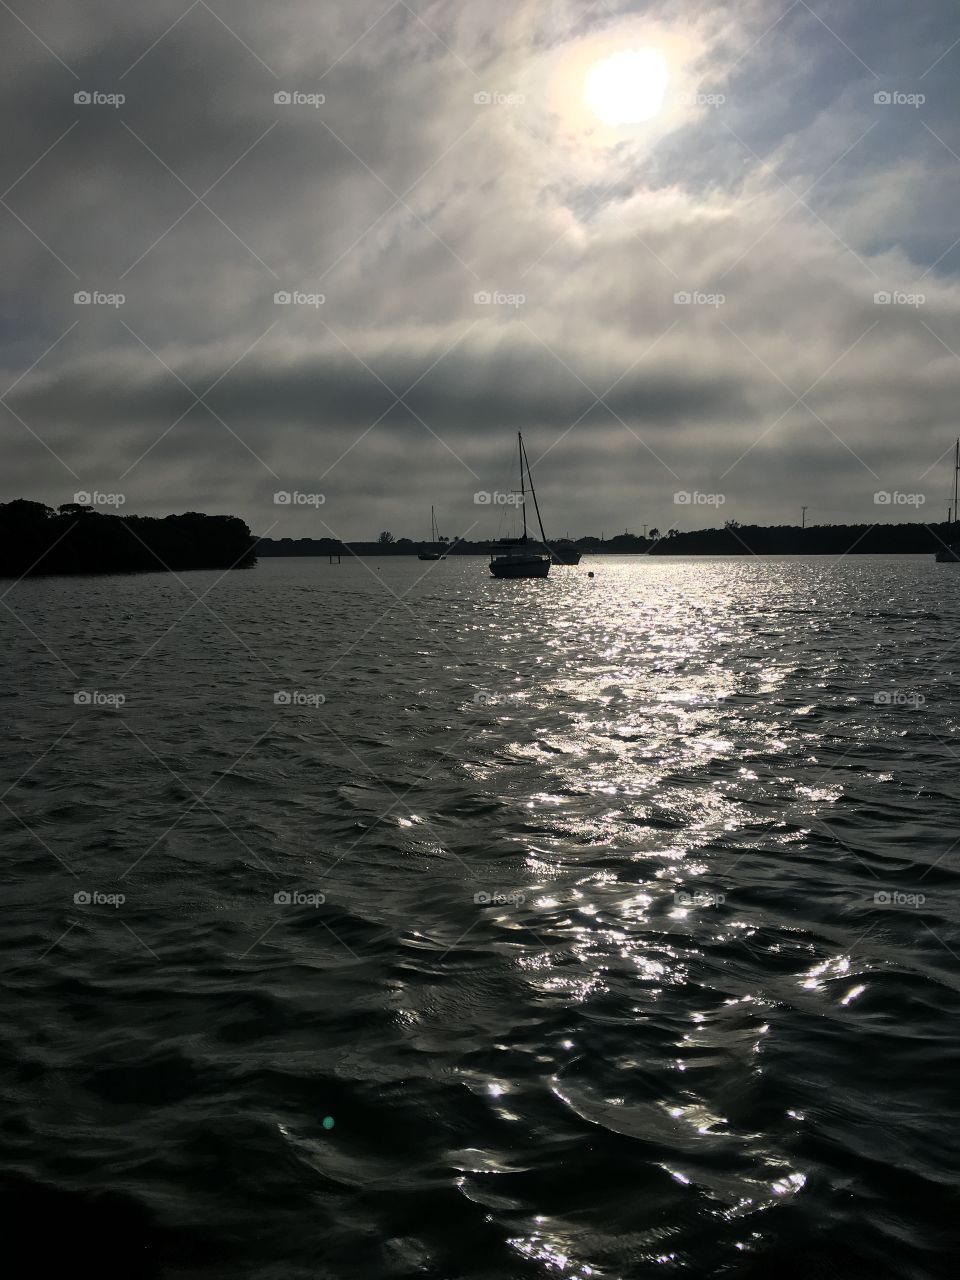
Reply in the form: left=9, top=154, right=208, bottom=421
left=3, top=0, right=960, bottom=536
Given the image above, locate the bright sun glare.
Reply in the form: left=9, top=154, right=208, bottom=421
left=584, top=48, right=669, bottom=125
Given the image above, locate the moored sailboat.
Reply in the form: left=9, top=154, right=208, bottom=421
left=488, top=434, right=551, bottom=579
left=936, top=439, right=960, bottom=561
left=512, top=442, right=580, bottom=564
left=418, top=506, right=446, bottom=560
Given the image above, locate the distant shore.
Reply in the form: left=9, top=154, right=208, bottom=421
left=256, top=521, right=958, bottom=558
left=3, top=502, right=954, bottom=578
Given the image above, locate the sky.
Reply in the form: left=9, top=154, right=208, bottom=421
left=3, top=0, right=960, bottom=540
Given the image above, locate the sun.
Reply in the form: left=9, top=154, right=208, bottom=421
left=584, top=48, right=670, bottom=125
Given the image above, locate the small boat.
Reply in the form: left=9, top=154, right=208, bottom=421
left=550, top=540, right=582, bottom=566
left=488, top=434, right=551, bottom=579
left=418, top=506, right=446, bottom=561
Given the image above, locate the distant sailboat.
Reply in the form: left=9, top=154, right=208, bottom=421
left=418, top=506, right=446, bottom=561
left=488, top=434, right=551, bottom=579
left=936, top=438, right=960, bottom=562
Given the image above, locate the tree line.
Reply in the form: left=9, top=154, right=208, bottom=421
left=0, top=500, right=256, bottom=577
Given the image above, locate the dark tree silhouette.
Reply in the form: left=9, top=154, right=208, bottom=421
left=4, top=499, right=55, bottom=522
left=0, top=501, right=256, bottom=577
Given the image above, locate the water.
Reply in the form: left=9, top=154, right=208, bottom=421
left=2, top=555, right=959, bottom=1278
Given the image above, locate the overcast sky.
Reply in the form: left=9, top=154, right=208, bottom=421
left=3, top=0, right=960, bottom=538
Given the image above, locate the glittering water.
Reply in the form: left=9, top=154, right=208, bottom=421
left=2, top=555, right=960, bottom=1278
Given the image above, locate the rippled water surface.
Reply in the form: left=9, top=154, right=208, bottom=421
left=2, top=555, right=960, bottom=1278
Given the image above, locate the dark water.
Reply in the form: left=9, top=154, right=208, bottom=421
left=2, top=555, right=960, bottom=1278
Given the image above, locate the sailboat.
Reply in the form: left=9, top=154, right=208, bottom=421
left=507, top=440, right=580, bottom=564
left=936, top=438, right=960, bottom=562
left=418, top=506, right=446, bottom=561
left=488, top=434, right=552, bottom=578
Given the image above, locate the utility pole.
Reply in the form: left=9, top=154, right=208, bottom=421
left=801, top=506, right=808, bottom=529
left=954, top=438, right=959, bottom=523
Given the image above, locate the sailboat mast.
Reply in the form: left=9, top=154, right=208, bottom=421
left=518, top=432, right=527, bottom=540
left=954, top=439, right=958, bottom=523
